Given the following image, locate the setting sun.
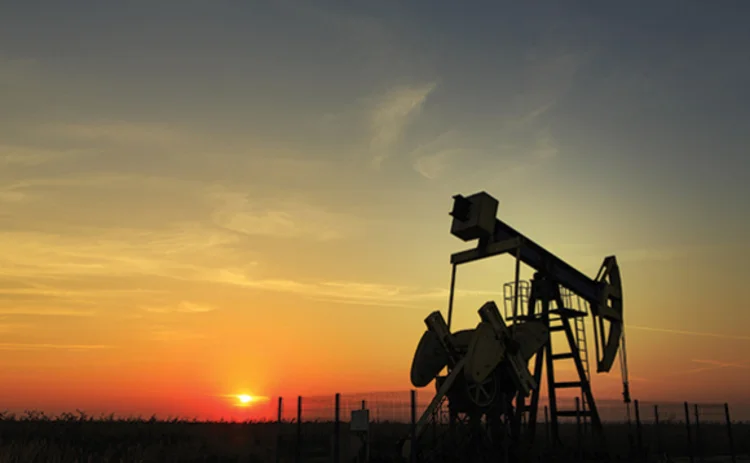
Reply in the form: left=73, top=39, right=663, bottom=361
left=237, top=394, right=253, bottom=404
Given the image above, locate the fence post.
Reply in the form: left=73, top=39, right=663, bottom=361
left=575, top=397, right=582, bottom=455
left=334, top=393, right=341, bottom=463
left=724, top=403, right=736, bottom=463
left=634, top=400, right=643, bottom=457
left=544, top=405, right=550, bottom=447
left=296, top=395, right=302, bottom=463
left=684, top=401, right=694, bottom=463
left=693, top=404, right=702, bottom=462
left=654, top=404, right=662, bottom=457
left=410, top=389, right=417, bottom=463
left=276, top=397, right=283, bottom=463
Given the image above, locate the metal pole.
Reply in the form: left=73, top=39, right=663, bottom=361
left=334, top=393, right=341, bottom=463
left=511, top=242, right=522, bottom=337
left=296, top=396, right=303, bottom=463
left=724, top=403, right=736, bottom=463
left=654, top=404, right=662, bottom=457
left=684, top=402, right=694, bottom=463
left=276, top=397, right=283, bottom=463
left=447, top=264, right=457, bottom=330
left=410, top=390, right=418, bottom=463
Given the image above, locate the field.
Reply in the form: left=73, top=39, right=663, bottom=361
left=0, top=412, right=748, bottom=462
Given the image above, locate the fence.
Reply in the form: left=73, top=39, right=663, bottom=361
left=270, top=391, right=749, bottom=462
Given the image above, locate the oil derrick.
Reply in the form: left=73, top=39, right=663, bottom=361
left=402, top=192, right=630, bottom=462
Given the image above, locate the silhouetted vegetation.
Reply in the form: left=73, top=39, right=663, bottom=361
left=0, top=411, right=748, bottom=462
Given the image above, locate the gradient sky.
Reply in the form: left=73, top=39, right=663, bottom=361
left=1, top=1, right=749, bottom=420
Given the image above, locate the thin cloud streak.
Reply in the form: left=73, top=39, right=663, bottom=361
left=142, top=301, right=216, bottom=314
left=41, top=121, right=191, bottom=147
left=369, top=82, right=437, bottom=169
left=210, top=273, right=506, bottom=306
left=0, top=343, right=112, bottom=351
left=207, top=187, right=357, bottom=241
left=0, top=309, right=96, bottom=317
left=627, top=325, right=750, bottom=342
left=660, top=359, right=750, bottom=377
left=0, top=145, right=94, bottom=167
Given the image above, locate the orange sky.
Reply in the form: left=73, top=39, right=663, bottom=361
left=1, top=2, right=749, bottom=421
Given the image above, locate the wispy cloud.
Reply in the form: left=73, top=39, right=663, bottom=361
left=0, top=190, right=27, bottom=203
left=409, top=130, right=473, bottom=180
left=202, top=271, right=505, bottom=308
left=0, top=322, right=33, bottom=333
left=369, top=82, right=438, bottom=169
left=0, top=343, right=112, bottom=351
left=0, top=308, right=96, bottom=317
left=207, top=186, right=359, bottom=241
left=0, top=225, right=243, bottom=281
left=41, top=121, right=189, bottom=147
left=628, top=325, right=750, bottom=342
left=405, top=48, right=584, bottom=181
left=661, top=359, right=750, bottom=377
left=142, top=301, right=216, bottom=314
left=0, top=144, right=94, bottom=167
left=409, top=126, right=558, bottom=181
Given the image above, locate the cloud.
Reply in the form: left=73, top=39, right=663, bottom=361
left=660, top=359, right=750, bottom=378
left=403, top=48, right=582, bottom=181
left=369, top=82, right=438, bottom=169
left=627, top=325, right=750, bottom=342
left=0, top=144, right=94, bottom=167
left=0, top=286, right=164, bottom=318
left=0, top=343, right=112, bottom=351
left=0, top=190, right=27, bottom=203
left=142, top=301, right=216, bottom=314
left=691, top=359, right=750, bottom=369
left=408, top=126, right=558, bottom=181
left=41, top=121, right=189, bottom=147
left=0, top=322, right=33, bottom=333
left=207, top=186, right=358, bottom=241
left=412, top=149, right=461, bottom=180
left=200, top=269, right=506, bottom=308
left=530, top=129, right=558, bottom=160
left=0, top=225, right=243, bottom=281
left=0, top=308, right=96, bottom=317
left=408, top=130, right=473, bottom=180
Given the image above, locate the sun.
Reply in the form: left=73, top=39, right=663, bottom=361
left=237, top=394, right=254, bottom=404
left=221, top=392, right=270, bottom=408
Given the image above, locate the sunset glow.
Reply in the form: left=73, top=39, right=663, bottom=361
left=0, top=1, right=748, bottom=423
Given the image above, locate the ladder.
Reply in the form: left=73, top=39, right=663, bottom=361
left=560, top=286, right=592, bottom=426
left=504, top=279, right=604, bottom=453
left=548, top=313, right=594, bottom=427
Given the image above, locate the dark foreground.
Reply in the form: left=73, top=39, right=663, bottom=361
left=0, top=413, right=748, bottom=462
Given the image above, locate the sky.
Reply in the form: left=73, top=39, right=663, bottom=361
left=1, top=0, right=749, bottom=421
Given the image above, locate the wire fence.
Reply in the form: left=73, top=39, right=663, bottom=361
left=271, top=390, right=749, bottom=462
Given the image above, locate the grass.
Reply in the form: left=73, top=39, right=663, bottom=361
left=0, top=411, right=748, bottom=462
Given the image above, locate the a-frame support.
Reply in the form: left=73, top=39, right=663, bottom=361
left=516, top=273, right=605, bottom=457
